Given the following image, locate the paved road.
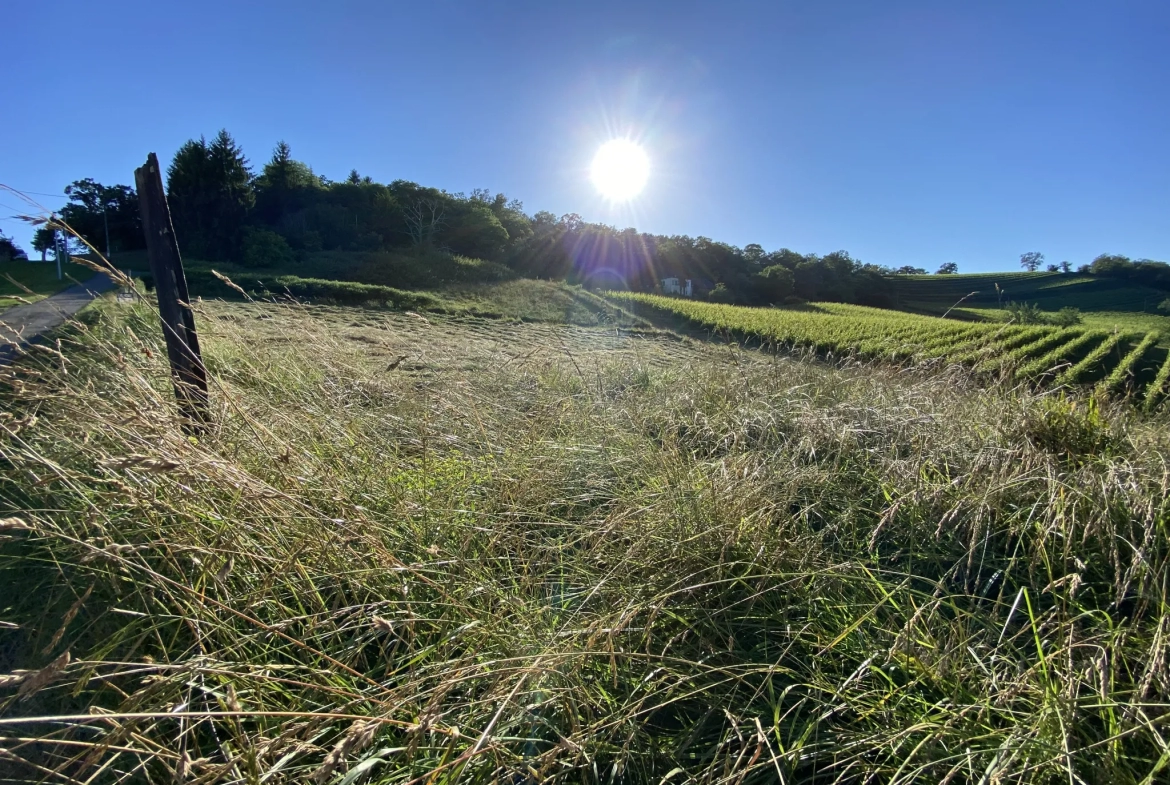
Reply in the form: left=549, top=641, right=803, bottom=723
left=0, top=274, right=117, bottom=364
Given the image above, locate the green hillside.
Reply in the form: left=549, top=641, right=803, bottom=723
left=889, top=270, right=1167, bottom=315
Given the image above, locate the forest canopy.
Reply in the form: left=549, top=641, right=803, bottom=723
left=39, top=129, right=1170, bottom=306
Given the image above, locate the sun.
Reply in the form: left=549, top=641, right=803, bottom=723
left=591, top=139, right=650, bottom=201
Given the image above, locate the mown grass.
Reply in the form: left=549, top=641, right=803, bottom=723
left=181, top=249, right=514, bottom=298
left=2, top=296, right=1170, bottom=783
left=179, top=268, right=642, bottom=328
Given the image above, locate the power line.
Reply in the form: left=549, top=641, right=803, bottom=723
left=0, top=202, right=43, bottom=215
left=0, top=188, right=68, bottom=199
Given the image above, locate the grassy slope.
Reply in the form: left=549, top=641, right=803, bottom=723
left=176, top=252, right=1170, bottom=338
left=177, top=256, right=643, bottom=327
left=890, top=270, right=1166, bottom=312
left=963, top=306, right=1170, bottom=335
left=0, top=260, right=100, bottom=311
left=892, top=271, right=1166, bottom=311
left=2, top=298, right=1170, bottom=782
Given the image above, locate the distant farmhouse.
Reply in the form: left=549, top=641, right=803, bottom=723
left=661, top=277, right=693, bottom=297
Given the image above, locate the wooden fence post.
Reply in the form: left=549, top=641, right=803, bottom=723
left=134, top=153, right=210, bottom=428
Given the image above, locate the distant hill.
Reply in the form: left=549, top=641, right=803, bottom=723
left=888, top=270, right=1167, bottom=315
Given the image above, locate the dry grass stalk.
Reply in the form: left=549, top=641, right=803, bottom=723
left=15, top=651, right=70, bottom=701
left=1, top=296, right=1169, bottom=782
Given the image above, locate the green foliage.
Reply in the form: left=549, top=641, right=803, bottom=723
left=1019, top=250, right=1044, bottom=271
left=755, top=264, right=794, bottom=302
left=0, top=232, right=27, bottom=262
left=60, top=178, right=144, bottom=254
left=241, top=227, right=295, bottom=268
left=1051, top=306, right=1083, bottom=326
left=1090, top=253, right=1133, bottom=275
left=166, top=130, right=255, bottom=260
left=329, top=250, right=514, bottom=289
left=1101, top=331, right=1160, bottom=396
left=1005, top=301, right=1045, bottom=324
left=31, top=226, right=59, bottom=261
left=1144, top=351, right=1170, bottom=411
left=253, top=140, right=323, bottom=225
left=443, top=202, right=509, bottom=259
left=1088, top=254, right=1170, bottom=290
left=1015, top=330, right=1105, bottom=380
left=706, top=283, right=735, bottom=303
left=1021, top=393, right=1122, bottom=460
left=975, top=328, right=1066, bottom=374
left=612, top=293, right=1170, bottom=404
left=936, top=261, right=958, bottom=274
left=1055, top=331, right=1135, bottom=387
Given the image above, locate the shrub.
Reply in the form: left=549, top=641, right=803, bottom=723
left=241, top=227, right=295, bottom=268
left=1004, top=301, right=1045, bottom=324
left=707, top=283, right=735, bottom=303
left=1051, top=307, right=1083, bottom=327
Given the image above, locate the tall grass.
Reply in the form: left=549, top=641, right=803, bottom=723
left=2, top=296, right=1170, bottom=783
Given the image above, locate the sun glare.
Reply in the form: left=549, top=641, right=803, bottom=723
left=591, top=139, right=650, bottom=201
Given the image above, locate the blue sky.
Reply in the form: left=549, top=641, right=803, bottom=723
left=4, top=0, right=1168, bottom=272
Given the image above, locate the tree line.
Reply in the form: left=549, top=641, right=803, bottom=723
left=9, top=127, right=1169, bottom=306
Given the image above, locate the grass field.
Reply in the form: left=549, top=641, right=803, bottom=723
left=889, top=270, right=1165, bottom=318
left=179, top=266, right=643, bottom=327
left=0, top=260, right=98, bottom=312
left=612, top=293, right=1170, bottom=409
left=2, top=293, right=1170, bottom=782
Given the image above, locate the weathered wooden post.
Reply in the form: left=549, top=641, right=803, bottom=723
left=134, top=153, right=210, bottom=428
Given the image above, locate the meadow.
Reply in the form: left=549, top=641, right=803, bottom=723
left=611, top=293, right=1170, bottom=410
left=2, top=291, right=1170, bottom=783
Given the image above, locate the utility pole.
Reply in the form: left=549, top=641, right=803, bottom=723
left=103, top=199, right=111, bottom=260
left=54, top=231, right=64, bottom=281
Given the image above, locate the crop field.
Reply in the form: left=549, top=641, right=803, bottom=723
left=610, top=293, right=1170, bottom=408
left=964, top=306, right=1170, bottom=339
left=4, top=294, right=1170, bottom=783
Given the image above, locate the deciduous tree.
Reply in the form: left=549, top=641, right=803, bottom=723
left=1019, top=251, right=1044, bottom=272
left=756, top=264, right=794, bottom=302
left=0, top=232, right=27, bottom=262
left=60, top=179, right=143, bottom=255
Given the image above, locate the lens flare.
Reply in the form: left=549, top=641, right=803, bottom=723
left=590, top=139, right=650, bottom=201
